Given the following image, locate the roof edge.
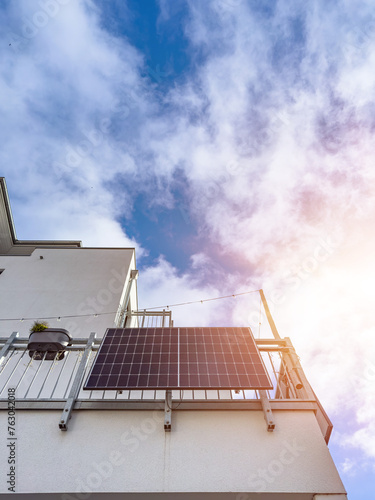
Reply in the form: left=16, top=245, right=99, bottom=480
left=0, top=177, right=82, bottom=249
left=0, top=177, right=17, bottom=243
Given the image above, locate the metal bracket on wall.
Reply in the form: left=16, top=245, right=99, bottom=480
left=164, top=390, right=172, bottom=432
left=259, top=390, right=275, bottom=432
left=59, top=332, right=96, bottom=431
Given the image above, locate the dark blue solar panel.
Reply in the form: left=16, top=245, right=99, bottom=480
left=83, top=327, right=272, bottom=390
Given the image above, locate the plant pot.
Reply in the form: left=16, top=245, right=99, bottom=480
left=28, top=328, right=72, bottom=360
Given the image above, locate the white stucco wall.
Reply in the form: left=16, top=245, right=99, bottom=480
left=0, top=409, right=346, bottom=496
left=0, top=247, right=136, bottom=339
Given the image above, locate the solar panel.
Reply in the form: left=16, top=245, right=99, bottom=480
left=83, top=327, right=272, bottom=391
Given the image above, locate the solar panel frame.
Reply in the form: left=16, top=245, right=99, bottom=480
left=83, top=327, right=272, bottom=391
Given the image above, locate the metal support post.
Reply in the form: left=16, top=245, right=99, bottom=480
left=259, top=390, right=275, bottom=432
left=119, top=269, right=139, bottom=327
left=0, top=332, right=19, bottom=362
left=259, top=289, right=281, bottom=340
left=59, top=333, right=96, bottom=431
left=164, top=390, right=172, bottom=431
left=0, top=332, right=19, bottom=365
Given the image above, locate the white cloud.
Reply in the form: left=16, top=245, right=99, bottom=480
left=1, top=0, right=149, bottom=247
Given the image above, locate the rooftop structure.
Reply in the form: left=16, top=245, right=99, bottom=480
left=0, top=177, right=347, bottom=499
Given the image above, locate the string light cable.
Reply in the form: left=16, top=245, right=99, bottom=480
left=0, top=288, right=261, bottom=323
left=144, top=288, right=261, bottom=311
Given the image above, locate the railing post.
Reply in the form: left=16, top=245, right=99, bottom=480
left=59, top=333, right=96, bottom=431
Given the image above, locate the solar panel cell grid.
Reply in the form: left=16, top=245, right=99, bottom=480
left=84, top=327, right=272, bottom=391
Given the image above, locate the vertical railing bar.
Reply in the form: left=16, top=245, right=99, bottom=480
left=50, top=348, right=70, bottom=398
left=24, top=352, right=47, bottom=397
left=63, top=351, right=81, bottom=399
left=286, top=355, right=297, bottom=399
left=0, top=349, right=15, bottom=376
left=36, top=353, right=59, bottom=398
left=278, top=354, right=287, bottom=399
left=84, top=351, right=95, bottom=400
left=0, top=332, right=20, bottom=393
left=268, top=351, right=278, bottom=382
left=266, top=352, right=275, bottom=398
left=280, top=354, right=296, bottom=399
left=13, top=350, right=37, bottom=393
left=85, top=350, right=95, bottom=401
left=285, top=337, right=315, bottom=400
left=270, top=351, right=282, bottom=399
left=0, top=350, right=23, bottom=393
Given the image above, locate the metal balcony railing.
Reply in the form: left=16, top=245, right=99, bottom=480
left=0, top=328, right=332, bottom=440
left=127, top=309, right=173, bottom=328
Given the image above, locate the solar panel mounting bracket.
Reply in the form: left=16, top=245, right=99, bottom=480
left=59, top=332, right=96, bottom=431
left=259, top=390, right=275, bottom=432
left=164, top=390, right=172, bottom=432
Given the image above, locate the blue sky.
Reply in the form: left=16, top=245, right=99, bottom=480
left=2, top=0, right=375, bottom=498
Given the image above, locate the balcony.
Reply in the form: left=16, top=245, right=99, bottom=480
left=0, top=320, right=332, bottom=441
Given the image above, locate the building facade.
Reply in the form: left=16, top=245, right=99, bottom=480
left=0, top=177, right=347, bottom=499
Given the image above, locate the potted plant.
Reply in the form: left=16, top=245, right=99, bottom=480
left=28, top=321, right=72, bottom=360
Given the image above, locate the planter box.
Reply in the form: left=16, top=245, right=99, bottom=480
left=28, top=328, right=72, bottom=360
